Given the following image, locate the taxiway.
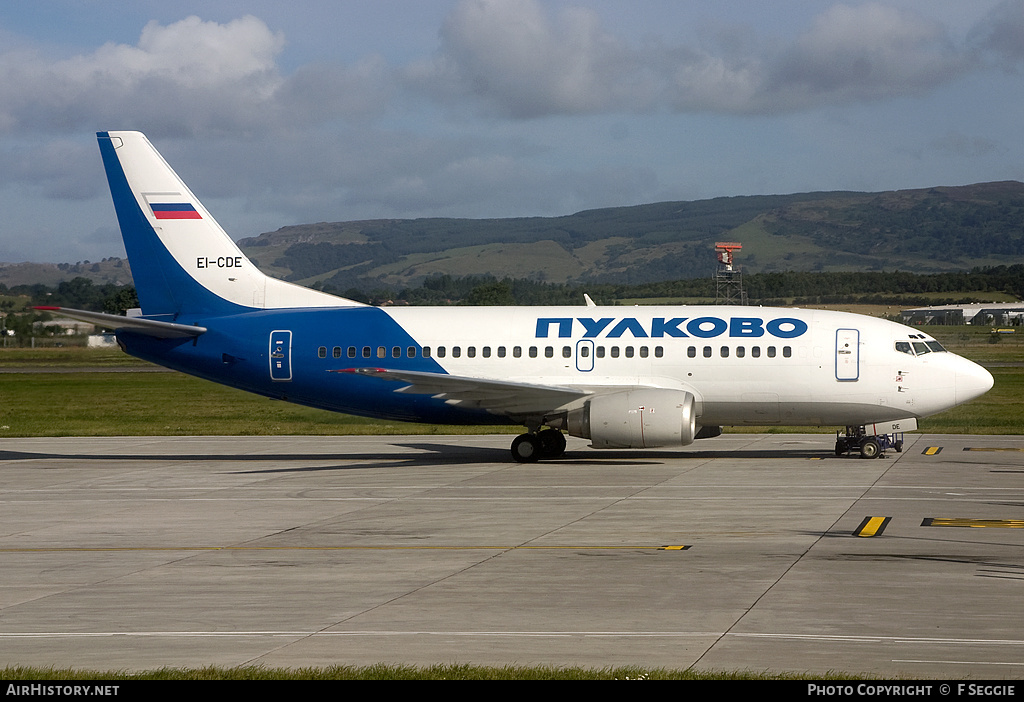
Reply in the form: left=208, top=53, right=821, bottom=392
left=2, top=433, right=1023, bottom=676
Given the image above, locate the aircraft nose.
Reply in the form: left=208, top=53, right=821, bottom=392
left=956, top=359, right=994, bottom=405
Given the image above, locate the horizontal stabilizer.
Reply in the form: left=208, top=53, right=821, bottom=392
left=33, top=306, right=206, bottom=339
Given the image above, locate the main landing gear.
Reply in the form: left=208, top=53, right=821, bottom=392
left=835, top=425, right=904, bottom=459
left=511, top=428, right=566, bottom=463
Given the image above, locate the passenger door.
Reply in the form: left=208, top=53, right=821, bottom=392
left=835, top=328, right=859, bottom=381
left=269, top=330, right=292, bottom=382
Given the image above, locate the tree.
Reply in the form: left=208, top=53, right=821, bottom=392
left=102, top=287, right=140, bottom=315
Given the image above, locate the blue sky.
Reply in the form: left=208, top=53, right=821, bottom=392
left=1, top=0, right=1022, bottom=263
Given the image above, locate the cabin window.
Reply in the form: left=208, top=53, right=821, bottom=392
left=596, top=346, right=605, bottom=358
left=377, top=346, right=386, bottom=359
left=783, top=346, right=792, bottom=358
left=736, top=346, right=745, bottom=358
left=452, top=346, right=462, bottom=358
left=332, top=346, right=341, bottom=359
left=611, top=346, right=620, bottom=358
left=483, top=347, right=491, bottom=358
left=513, top=346, right=522, bottom=358
left=562, top=346, right=571, bottom=358
left=391, top=346, right=400, bottom=358
left=348, top=346, right=356, bottom=358
left=318, top=346, right=327, bottom=359
left=752, top=346, right=761, bottom=358
left=362, top=346, right=371, bottom=358
left=497, top=346, right=506, bottom=358
left=529, top=346, right=537, bottom=358
left=437, top=346, right=446, bottom=358
left=703, top=346, right=712, bottom=358
left=423, top=346, right=431, bottom=358
left=625, top=346, right=634, bottom=358
left=580, top=346, right=590, bottom=358
left=467, top=346, right=476, bottom=358
left=545, top=346, right=554, bottom=358
left=640, top=346, right=649, bottom=358
left=655, top=346, right=663, bottom=358
left=407, top=346, right=416, bottom=358
left=767, top=346, right=776, bottom=358
left=687, top=346, right=696, bottom=358
left=720, top=346, right=729, bottom=358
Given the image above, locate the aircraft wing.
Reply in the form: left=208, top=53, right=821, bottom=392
left=33, top=306, right=206, bottom=339
left=333, top=367, right=591, bottom=416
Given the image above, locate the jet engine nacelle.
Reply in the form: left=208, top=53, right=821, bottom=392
left=566, top=389, right=697, bottom=449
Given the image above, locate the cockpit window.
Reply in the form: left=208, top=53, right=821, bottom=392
left=897, top=339, right=947, bottom=356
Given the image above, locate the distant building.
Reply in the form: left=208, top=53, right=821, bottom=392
left=32, top=317, right=95, bottom=335
left=900, top=302, right=1024, bottom=326
left=87, top=333, right=117, bottom=348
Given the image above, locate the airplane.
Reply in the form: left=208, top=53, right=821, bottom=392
left=39, top=131, right=994, bottom=462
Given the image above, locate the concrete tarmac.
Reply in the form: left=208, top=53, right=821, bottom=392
left=2, top=432, right=1023, bottom=677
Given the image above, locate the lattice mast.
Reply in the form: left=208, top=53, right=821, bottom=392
left=714, top=242, right=747, bottom=305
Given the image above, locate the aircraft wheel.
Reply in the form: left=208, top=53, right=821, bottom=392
left=538, top=429, right=566, bottom=458
left=511, top=434, right=541, bottom=463
left=859, top=438, right=881, bottom=459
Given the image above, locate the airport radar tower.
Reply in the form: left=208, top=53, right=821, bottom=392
left=714, top=242, right=747, bottom=305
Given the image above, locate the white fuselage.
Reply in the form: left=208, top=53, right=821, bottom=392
left=381, top=304, right=992, bottom=427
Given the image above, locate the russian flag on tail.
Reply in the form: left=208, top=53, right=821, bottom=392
left=151, top=203, right=202, bottom=220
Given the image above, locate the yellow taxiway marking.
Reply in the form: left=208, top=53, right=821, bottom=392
left=854, top=516, right=891, bottom=537
left=922, top=518, right=1024, bottom=529
left=923, top=446, right=943, bottom=455
left=963, top=447, right=1024, bottom=452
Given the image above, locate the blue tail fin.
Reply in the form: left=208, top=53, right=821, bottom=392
left=97, top=131, right=359, bottom=319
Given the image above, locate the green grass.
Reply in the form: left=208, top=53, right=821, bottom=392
left=0, top=664, right=872, bottom=680
left=0, top=345, right=150, bottom=367
left=928, top=325, right=1024, bottom=363
left=923, top=366, right=1024, bottom=434
left=0, top=371, right=519, bottom=437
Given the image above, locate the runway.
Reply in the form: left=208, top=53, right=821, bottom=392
left=2, top=432, right=1023, bottom=676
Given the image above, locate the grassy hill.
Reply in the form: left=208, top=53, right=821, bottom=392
left=237, top=181, right=1024, bottom=291
left=0, top=258, right=132, bottom=288
left=5, top=181, right=1022, bottom=292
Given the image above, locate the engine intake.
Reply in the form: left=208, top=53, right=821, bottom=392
left=566, top=389, right=697, bottom=449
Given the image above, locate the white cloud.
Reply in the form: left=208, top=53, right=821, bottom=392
left=408, top=0, right=978, bottom=117
left=0, top=16, right=280, bottom=135
left=407, top=0, right=651, bottom=117
left=0, top=139, right=99, bottom=199
left=970, top=0, right=1024, bottom=69
left=0, top=4, right=1004, bottom=132
left=766, top=3, right=968, bottom=108
left=0, top=15, right=389, bottom=137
